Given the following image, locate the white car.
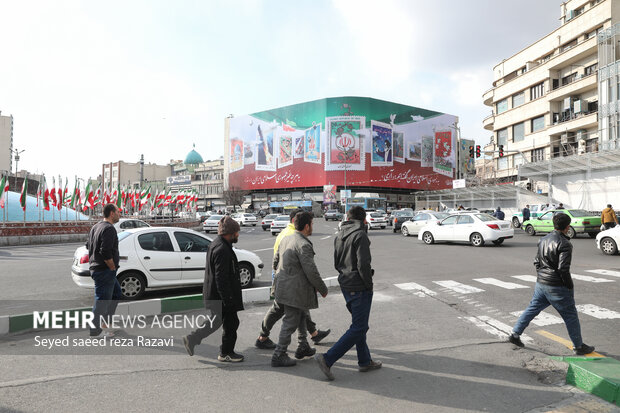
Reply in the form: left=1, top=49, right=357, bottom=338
left=270, top=215, right=290, bottom=235
left=203, top=214, right=224, bottom=233
left=114, top=218, right=150, bottom=232
left=232, top=213, right=258, bottom=226
left=261, top=214, right=278, bottom=231
left=417, top=213, right=514, bottom=247
left=366, top=212, right=386, bottom=230
left=596, top=226, right=620, bottom=255
left=71, top=227, right=263, bottom=299
left=401, top=211, right=450, bottom=236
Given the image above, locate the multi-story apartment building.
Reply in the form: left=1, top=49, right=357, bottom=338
left=101, top=158, right=171, bottom=190
left=0, top=112, right=14, bottom=175
left=482, top=0, right=618, bottom=182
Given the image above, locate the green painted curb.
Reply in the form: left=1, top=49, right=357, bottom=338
left=565, top=357, right=620, bottom=406
left=160, top=294, right=203, bottom=313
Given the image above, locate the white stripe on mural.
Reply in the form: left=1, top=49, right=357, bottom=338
left=474, top=278, right=529, bottom=289
left=461, top=316, right=533, bottom=343
left=571, top=274, right=614, bottom=283
left=586, top=269, right=620, bottom=278
left=510, top=311, right=564, bottom=326
left=576, top=304, right=620, bottom=319
left=512, top=275, right=537, bottom=283
left=394, top=282, right=437, bottom=297
left=433, top=280, right=484, bottom=294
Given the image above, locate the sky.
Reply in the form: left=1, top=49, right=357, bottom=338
left=0, top=0, right=563, bottom=184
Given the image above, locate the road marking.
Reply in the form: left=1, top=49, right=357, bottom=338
left=394, top=282, right=437, bottom=297
left=261, top=238, right=273, bottom=241
left=586, top=269, right=620, bottom=278
left=576, top=304, right=620, bottom=319
left=462, top=315, right=532, bottom=343
left=320, top=235, right=331, bottom=240
left=252, top=248, right=273, bottom=252
left=510, top=311, right=563, bottom=326
left=571, top=274, right=614, bottom=283
left=512, top=275, right=537, bottom=283
left=535, top=330, right=604, bottom=357
left=433, top=280, right=484, bottom=294
left=473, top=278, right=529, bottom=289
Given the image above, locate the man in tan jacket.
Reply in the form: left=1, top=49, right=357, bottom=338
left=601, top=204, right=618, bottom=229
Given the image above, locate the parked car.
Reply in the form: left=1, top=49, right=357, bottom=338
left=114, top=219, right=150, bottom=232
left=511, top=204, right=551, bottom=228
left=261, top=214, right=278, bottom=231
left=401, top=211, right=450, bottom=236
left=596, top=225, right=620, bottom=255
left=71, top=227, right=264, bottom=299
left=366, top=211, right=387, bottom=230
left=232, top=213, right=258, bottom=226
left=522, top=209, right=601, bottom=238
left=270, top=215, right=290, bottom=235
left=324, top=209, right=344, bottom=221
left=417, top=213, right=514, bottom=247
left=203, top=214, right=224, bottom=233
left=391, top=210, right=414, bottom=232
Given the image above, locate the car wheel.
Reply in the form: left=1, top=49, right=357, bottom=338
left=512, top=217, right=520, bottom=228
left=422, top=231, right=434, bottom=245
left=492, top=239, right=504, bottom=246
left=238, top=262, right=254, bottom=288
left=325, top=218, right=328, bottom=221
left=588, top=232, right=597, bottom=238
left=381, top=225, right=386, bottom=229
left=263, top=227, right=267, bottom=231
left=525, top=225, right=536, bottom=236
left=470, top=232, right=485, bottom=247
left=272, top=232, right=277, bottom=236
left=566, top=226, right=576, bottom=239
left=252, top=224, right=256, bottom=226
left=401, top=226, right=409, bottom=237
left=117, top=272, right=146, bottom=300
left=600, top=237, right=618, bottom=255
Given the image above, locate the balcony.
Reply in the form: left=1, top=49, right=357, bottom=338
left=483, top=88, right=494, bottom=106
left=483, top=114, right=494, bottom=131
left=547, top=72, right=597, bottom=102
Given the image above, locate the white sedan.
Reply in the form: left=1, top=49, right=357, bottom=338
left=232, top=213, right=258, bottom=226
left=596, top=226, right=620, bottom=255
left=366, top=212, right=387, bottom=230
left=203, top=214, right=224, bottom=233
left=270, top=215, right=290, bottom=235
left=71, top=227, right=263, bottom=299
left=417, top=213, right=514, bottom=247
left=401, top=211, right=450, bottom=236
left=114, top=218, right=150, bottom=232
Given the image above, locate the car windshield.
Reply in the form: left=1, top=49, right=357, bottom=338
left=432, top=213, right=450, bottom=219
left=117, top=232, right=132, bottom=242
left=393, top=211, right=413, bottom=217
left=207, top=215, right=223, bottom=221
left=275, top=216, right=289, bottom=221
left=567, top=209, right=591, bottom=217
left=244, top=214, right=254, bottom=217
left=475, top=213, right=496, bottom=222
left=265, top=214, right=277, bottom=219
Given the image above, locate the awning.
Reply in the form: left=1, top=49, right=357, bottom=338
left=518, top=148, right=620, bottom=179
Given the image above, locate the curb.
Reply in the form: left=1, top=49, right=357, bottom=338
left=0, top=276, right=340, bottom=336
left=563, top=357, right=620, bottom=406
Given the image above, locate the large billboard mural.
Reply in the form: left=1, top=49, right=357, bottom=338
left=226, top=97, right=457, bottom=191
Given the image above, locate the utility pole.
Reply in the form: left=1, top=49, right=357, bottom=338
left=12, top=148, right=25, bottom=188
left=139, top=154, right=145, bottom=186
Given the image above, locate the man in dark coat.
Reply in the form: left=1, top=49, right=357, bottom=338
left=522, top=205, right=531, bottom=222
left=183, top=216, right=245, bottom=362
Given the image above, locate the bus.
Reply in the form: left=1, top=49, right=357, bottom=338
left=345, top=197, right=386, bottom=212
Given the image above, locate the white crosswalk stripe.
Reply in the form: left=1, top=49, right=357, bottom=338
left=461, top=315, right=533, bottom=343
left=433, top=280, right=484, bottom=294
left=512, top=275, right=537, bottom=283
left=473, top=278, right=529, bottom=289
left=586, top=269, right=620, bottom=278
left=510, top=311, right=564, bottom=326
left=576, top=304, right=620, bottom=319
left=394, top=282, right=437, bottom=297
left=571, top=274, right=614, bottom=283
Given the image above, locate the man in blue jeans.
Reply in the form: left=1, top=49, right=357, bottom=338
left=86, top=203, right=123, bottom=337
left=508, top=212, right=595, bottom=355
left=315, top=206, right=381, bottom=380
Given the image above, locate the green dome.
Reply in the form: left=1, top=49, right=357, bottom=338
left=184, top=145, right=204, bottom=165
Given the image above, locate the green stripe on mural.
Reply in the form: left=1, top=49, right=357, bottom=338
left=160, top=294, right=203, bottom=313
left=9, top=314, right=34, bottom=333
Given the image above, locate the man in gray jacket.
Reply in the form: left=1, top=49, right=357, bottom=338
left=271, top=211, right=328, bottom=367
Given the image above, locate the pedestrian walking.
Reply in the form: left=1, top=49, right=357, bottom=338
left=522, top=205, right=531, bottom=222
left=271, top=212, right=328, bottom=367
left=492, top=206, right=505, bottom=220
left=86, top=203, right=122, bottom=337
left=182, top=216, right=245, bottom=362
left=315, top=206, right=381, bottom=381
left=601, top=204, right=618, bottom=230
left=508, top=212, right=595, bottom=355
left=256, top=209, right=330, bottom=351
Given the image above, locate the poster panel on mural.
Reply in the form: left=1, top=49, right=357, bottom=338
left=230, top=138, right=244, bottom=173
left=393, top=131, right=405, bottom=164
left=323, top=185, right=337, bottom=204
left=304, top=124, right=322, bottom=164
left=370, top=120, right=393, bottom=167
left=293, top=133, right=304, bottom=159
left=433, top=130, right=454, bottom=177
left=406, top=135, right=421, bottom=162
left=421, top=136, right=433, bottom=167
left=325, top=116, right=366, bottom=171
left=278, top=131, right=294, bottom=168
left=255, top=124, right=277, bottom=171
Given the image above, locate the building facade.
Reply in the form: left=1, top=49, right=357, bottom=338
left=0, top=112, right=13, bottom=175
left=101, top=159, right=171, bottom=190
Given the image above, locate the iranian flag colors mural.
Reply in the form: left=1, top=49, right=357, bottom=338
left=226, top=97, right=458, bottom=191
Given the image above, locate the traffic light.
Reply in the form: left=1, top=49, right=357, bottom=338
left=475, top=145, right=481, bottom=158
left=499, top=145, right=504, bottom=157
left=469, top=145, right=474, bottom=158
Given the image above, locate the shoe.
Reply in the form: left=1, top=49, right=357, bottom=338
left=294, top=344, right=316, bottom=359
left=311, top=329, right=331, bottom=344
left=218, top=352, right=244, bottom=362
left=508, top=333, right=524, bottom=348
left=102, top=329, right=115, bottom=338
left=359, top=360, right=382, bottom=372
left=255, top=337, right=276, bottom=350
left=314, top=353, right=335, bottom=381
left=89, top=328, right=102, bottom=337
left=271, top=353, right=297, bottom=367
left=573, top=343, right=595, bottom=355
left=183, top=335, right=195, bottom=357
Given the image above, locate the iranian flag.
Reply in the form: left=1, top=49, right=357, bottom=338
left=115, top=184, right=122, bottom=209
left=94, top=184, right=101, bottom=206
left=49, top=177, right=58, bottom=208
left=139, top=186, right=151, bottom=211
left=0, top=175, right=8, bottom=208
left=70, top=180, right=78, bottom=210
left=42, top=176, right=50, bottom=211
left=58, top=178, right=66, bottom=211
left=20, top=175, right=28, bottom=211
left=164, top=189, right=172, bottom=206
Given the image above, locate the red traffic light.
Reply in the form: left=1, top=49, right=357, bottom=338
left=475, top=145, right=481, bottom=158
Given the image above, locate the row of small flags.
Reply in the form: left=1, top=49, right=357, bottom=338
left=0, top=174, right=198, bottom=213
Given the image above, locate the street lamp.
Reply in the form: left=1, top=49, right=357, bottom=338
left=12, top=148, right=25, bottom=187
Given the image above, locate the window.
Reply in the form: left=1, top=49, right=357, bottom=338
left=415, top=213, right=430, bottom=221
left=560, top=39, right=578, bottom=52
left=531, top=116, right=545, bottom=132
left=441, top=216, right=458, bottom=225
left=138, top=232, right=175, bottom=252
left=532, top=148, right=545, bottom=162
left=540, top=53, right=552, bottom=64
left=585, top=63, right=597, bottom=76
left=513, top=122, right=525, bottom=142
left=174, top=232, right=210, bottom=252
left=113, top=170, right=118, bottom=178
left=457, top=215, right=474, bottom=224
left=496, top=98, right=508, bottom=114
left=497, top=129, right=508, bottom=146
left=531, top=82, right=544, bottom=99
left=498, top=157, right=508, bottom=170
left=512, top=92, right=525, bottom=107
left=562, top=72, right=577, bottom=86
left=514, top=153, right=526, bottom=167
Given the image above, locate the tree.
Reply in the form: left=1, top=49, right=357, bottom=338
left=223, top=186, right=249, bottom=212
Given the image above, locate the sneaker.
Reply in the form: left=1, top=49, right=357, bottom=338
left=218, top=352, right=244, bottom=363
left=359, top=360, right=382, bottom=372
left=311, top=329, right=331, bottom=344
left=89, top=328, right=102, bottom=337
left=314, top=353, right=335, bottom=381
left=573, top=343, right=595, bottom=355
left=271, top=353, right=297, bottom=367
left=508, top=333, right=524, bottom=348
left=182, top=336, right=195, bottom=357
left=294, top=344, right=316, bottom=360
left=255, top=337, right=276, bottom=350
left=102, top=329, right=115, bottom=338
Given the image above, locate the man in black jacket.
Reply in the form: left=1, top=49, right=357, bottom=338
left=183, top=216, right=245, bottom=362
left=508, top=213, right=595, bottom=355
left=315, top=206, right=381, bottom=381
